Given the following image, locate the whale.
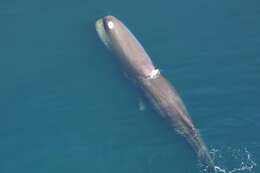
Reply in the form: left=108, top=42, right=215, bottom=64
left=95, top=15, right=216, bottom=172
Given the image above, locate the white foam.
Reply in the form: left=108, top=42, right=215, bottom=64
left=202, top=147, right=257, bottom=173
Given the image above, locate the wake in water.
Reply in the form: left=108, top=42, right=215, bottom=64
left=199, top=147, right=257, bottom=173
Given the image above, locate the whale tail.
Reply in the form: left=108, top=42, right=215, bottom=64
left=186, top=131, right=216, bottom=172
left=198, top=144, right=216, bottom=172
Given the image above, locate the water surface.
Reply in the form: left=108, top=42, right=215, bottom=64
left=0, top=0, right=259, bottom=172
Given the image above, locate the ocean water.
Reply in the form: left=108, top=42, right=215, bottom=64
left=0, top=0, right=259, bottom=173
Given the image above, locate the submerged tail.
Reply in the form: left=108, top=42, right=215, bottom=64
left=186, top=131, right=216, bottom=172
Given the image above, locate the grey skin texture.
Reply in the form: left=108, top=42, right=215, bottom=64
left=95, top=16, right=216, bottom=172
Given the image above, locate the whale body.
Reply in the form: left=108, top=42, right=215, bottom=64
left=95, top=15, right=216, bottom=172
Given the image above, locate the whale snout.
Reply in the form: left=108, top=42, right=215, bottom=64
left=95, top=15, right=120, bottom=48
left=102, top=16, right=117, bottom=32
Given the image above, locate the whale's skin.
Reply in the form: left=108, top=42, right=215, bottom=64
left=95, top=15, right=216, bottom=172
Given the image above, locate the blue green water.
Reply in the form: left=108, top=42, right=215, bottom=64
left=0, top=0, right=259, bottom=172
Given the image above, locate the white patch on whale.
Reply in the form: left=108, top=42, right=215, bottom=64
left=147, top=69, right=160, bottom=79
left=108, top=21, right=114, bottom=29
